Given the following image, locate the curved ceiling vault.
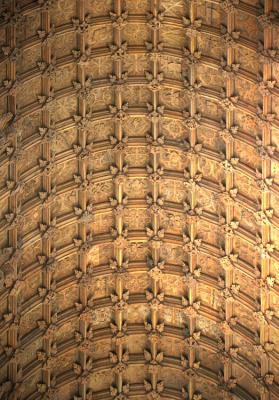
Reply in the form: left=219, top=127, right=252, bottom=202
left=0, top=0, right=279, bottom=399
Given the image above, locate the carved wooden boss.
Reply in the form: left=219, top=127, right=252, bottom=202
left=0, top=0, right=278, bottom=399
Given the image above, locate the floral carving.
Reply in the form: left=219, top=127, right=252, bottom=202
left=37, top=25, right=55, bottom=45
left=255, top=134, right=277, bottom=159
left=74, top=202, right=94, bottom=223
left=182, top=76, right=202, bottom=98
left=109, top=42, right=128, bottom=61
left=184, top=169, right=202, bottom=190
left=110, top=384, right=129, bottom=400
left=183, top=110, right=202, bottom=128
left=218, top=370, right=237, bottom=397
left=37, top=250, right=57, bottom=272
left=72, top=76, right=94, bottom=100
left=257, top=41, right=279, bottom=64
left=181, top=295, right=200, bottom=317
left=145, top=71, right=164, bottom=92
left=147, top=256, right=165, bottom=282
left=255, top=234, right=275, bottom=259
left=73, top=111, right=92, bottom=133
left=110, top=320, right=128, bottom=345
left=220, top=25, right=240, bottom=47
left=1, top=46, right=21, bottom=61
left=73, top=232, right=94, bottom=255
left=219, top=88, right=238, bottom=111
left=111, top=291, right=129, bottom=311
left=220, top=0, right=239, bottom=13
left=37, top=0, right=56, bottom=9
left=146, top=289, right=164, bottom=310
left=257, top=75, right=276, bottom=96
left=110, top=10, right=128, bottom=29
left=183, top=47, right=202, bottom=65
left=219, top=57, right=240, bottom=78
left=144, top=380, right=164, bottom=400
left=72, top=47, right=91, bottom=65
left=37, top=57, right=57, bottom=77
left=182, top=16, right=202, bottom=37
left=73, top=358, right=93, bottom=384
left=146, top=8, right=165, bottom=30
left=182, top=262, right=201, bottom=284
left=257, top=12, right=278, bottom=28
left=109, top=102, right=129, bottom=121
left=181, top=354, right=200, bottom=377
left=72, top=14, right=90, bottom=33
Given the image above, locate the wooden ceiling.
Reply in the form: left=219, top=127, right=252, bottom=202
left=0, top=0, right=279, bottom=399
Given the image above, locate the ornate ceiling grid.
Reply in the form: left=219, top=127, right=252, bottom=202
left=0, top=0, right=279, bottom=399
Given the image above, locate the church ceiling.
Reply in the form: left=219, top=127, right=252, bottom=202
left=0, top=0, right=279, bottom=399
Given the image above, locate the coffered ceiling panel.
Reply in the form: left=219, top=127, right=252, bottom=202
left=0, top=0, right=279, bottom=399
